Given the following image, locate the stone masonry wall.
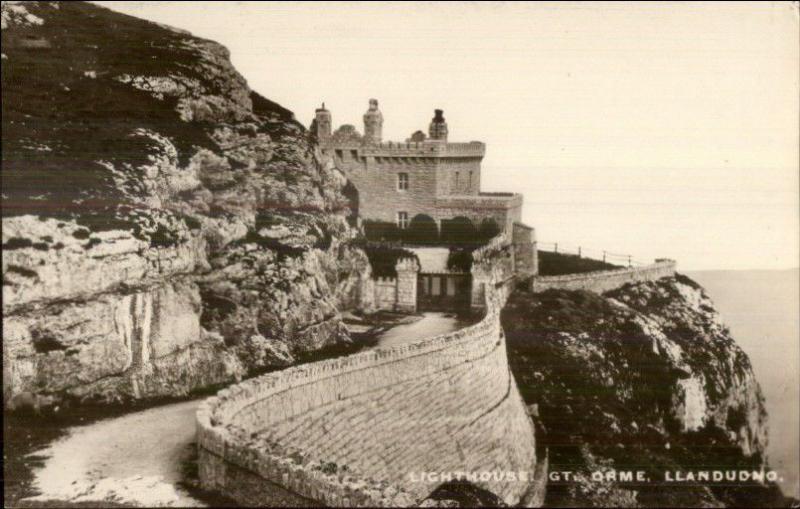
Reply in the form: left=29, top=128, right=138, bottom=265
left=196, top=236, right=538, bottom=507
left=328, top=149, right=518, bottom=230
left=395, top=258, right=419, bottom=313
left=373, top=277, right=397, bottom=311
left=512, top=222, right=537, bottom=277
left=334, top=153, right=440, bottom=225
left=436, top=158, right=482, bottom=196
left=370, top=258, right=419, bottom=312
left=530, top=260, right=677, bottom=294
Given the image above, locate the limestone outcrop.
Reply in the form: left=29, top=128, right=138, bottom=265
left=502, top=274, right=785, bottom=507
left=2, top=1, right=371, bottom=407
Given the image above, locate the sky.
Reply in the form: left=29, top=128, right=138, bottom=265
left=95, top=1, right=799, bottom=271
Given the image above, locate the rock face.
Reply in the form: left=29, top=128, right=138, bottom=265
left=502, top=274, right=788, bottom=507
left=2, top=2, right=371, bottom=407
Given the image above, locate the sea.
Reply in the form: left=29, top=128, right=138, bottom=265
left=687, top=269, right=799, bottom=499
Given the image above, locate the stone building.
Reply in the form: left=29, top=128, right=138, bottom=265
left=313, top=99, right=524, bottom=233
left=313, top=99, right=538, bottom=312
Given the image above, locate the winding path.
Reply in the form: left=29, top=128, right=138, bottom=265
left=24, top=399, right=207, bottom=507
left=22, top=313, right=464, bottom=507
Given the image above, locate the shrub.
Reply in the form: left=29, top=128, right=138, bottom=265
left=441, top=216, right=478, bottom=247
left=363, top=220, right=402, bottom=242
left=477, top=218, right=501, bottom=242
left=447, top=247, right=474, bottom=273
left=404, top=214, right=439, bottom=245
left=361, top=242, right=418, bottom=278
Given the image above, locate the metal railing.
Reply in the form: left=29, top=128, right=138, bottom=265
left=537, top=241, right=649, bottom=267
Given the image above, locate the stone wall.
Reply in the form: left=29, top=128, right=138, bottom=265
left=373, top=277, right=397, bottom=311
left=512, top=222, right=537, bottom=277
left=324, top=143, right=519, bottom=231
left=436, top=158, right=482, bottom=196
left=470, top=232, right=515, bottom=313
left=434, top=193, right=523, bottom=233
left=368, top=258, right=419, bottom=313
left=333, top=152, right=440, bottom=225
left=395, top=258, right=419, bottom=313
left=196, top=236, right=539, bottom=507
left=530, top=260, right=677, bottom=294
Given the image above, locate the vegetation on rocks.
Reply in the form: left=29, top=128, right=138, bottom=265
left=537, top=250, right=619, bottom=276
left=502, top=276, right=792, bottom=507
left=2, top=1, right=370, bottom=409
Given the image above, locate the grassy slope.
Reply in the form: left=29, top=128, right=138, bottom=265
left=1, top=2, right=295, bottom=230
left=537, top=250, right=619, bottom=276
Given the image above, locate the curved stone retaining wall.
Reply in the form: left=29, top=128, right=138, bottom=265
left=197, top=267, right=537, bottom=506
left=530, top=259, right=676, bottom=294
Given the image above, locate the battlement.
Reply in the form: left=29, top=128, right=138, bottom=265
left=324, top=140, right=486, bottom=159
left=312, top=99, right=524, bottom=243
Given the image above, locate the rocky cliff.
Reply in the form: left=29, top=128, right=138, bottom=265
left=503, top=274, right=791, bottom=507
left=2, top=1, right=372, bottom=408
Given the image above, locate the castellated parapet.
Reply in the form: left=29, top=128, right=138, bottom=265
left=196, top=234, right=541, bottom=506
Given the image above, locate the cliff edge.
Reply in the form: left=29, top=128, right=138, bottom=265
left=2, top=1, right=371, bottom=409
left=503, top=273, right=792, bottom=507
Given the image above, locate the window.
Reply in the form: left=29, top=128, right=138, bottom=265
left=335, top=149, right=343, bottom=159
left=397, top=211, right=409, bottom=229
left=469, top=170, right=473, bottom=188
left=398, top=172, right=409, bottom=191
left=431, top=276, right=441, bottom=296
left=446, top=277, right=456, bottom=296
left=455, top=171, right=460, bottom=189
left=350, top=149, right=358, bottom=159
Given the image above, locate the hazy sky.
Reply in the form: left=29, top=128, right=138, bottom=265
left=95, top=1, right=799, bottom=270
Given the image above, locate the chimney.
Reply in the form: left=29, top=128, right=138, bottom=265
left=314, top=102, right=332, bottom=142
left=428, top=109, right=448, bottom=142
left=363, top=98, right=383, bottom=144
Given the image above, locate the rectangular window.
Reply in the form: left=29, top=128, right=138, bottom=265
left=335, top=149, right=343, bottom=159
left=398, top=172, right=409, bottom=191
left=455, top=171, right=460, bottom=189
left=350, top=149, right=358, bottom=159
left=446, top=277, right=456, bottom=296
left=431, top=276, right=441, bottom=296
left=469, top=170, right=473, bottom=188
left=397, top=211, right=409, bottom=229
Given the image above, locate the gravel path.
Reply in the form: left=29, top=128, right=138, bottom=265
left=22, top=399, right=209, bottom=507
left=373, top=311, right=470, bottom=348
